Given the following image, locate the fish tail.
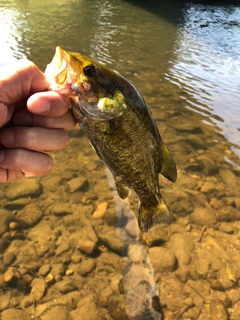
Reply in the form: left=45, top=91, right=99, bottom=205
left=138, top=197, right=173, bottom=233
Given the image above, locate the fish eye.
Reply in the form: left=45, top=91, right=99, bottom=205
left=83, top=65, right=96, bottom=76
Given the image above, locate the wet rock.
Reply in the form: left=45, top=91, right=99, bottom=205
left=148, top=247, right=176, bottom=273
left=93, top=201, right=108, bottom=219
left=72, top=293, right=103, bottom=320
left=77, top=238, right=96, bottom=255
left=98, top=286, right=113, bottom=308
left=125, top=218, right=140, bottom=238
left=197, top=155, right=218, bottom=176
left=4, top=267, right=21, bottom=283
left=108, top=293, right=129, bottom=320
left=141, top=224, right=169, bottom=246
left=4, top=198, right=30, bottom=210
left=39, top=264, right=51, bottom=277
left=0, top=238, right=10, bottom=253
left=227, top=288, right=240, bottom=305
left=1, top=308, right=31, bottom=320
left=41, top=176, right=62, bottom=191
left=51, top=202, right=72, bottom=216
left=6, top=178, right=42, bottom=200
left=56, top=237, right=70, bottom=256
left=218, top=222, right=235, bottom=234
left=67, top=177, right=88, bottom=193
left=219, top=169, right=238, bottom=190
left=77, top=258, right=96, bottom=276
left=0, top=209, right=15, bottom=236
left=210, top=299, right=228, bottom=320
left=20, top=295, right=34, bottom=309
left=216, top=206, right=240, bottom=222
left=200, top=182, right=217, bottom=194
left=51, top=263, right=68, bottom=277
left=0, top=291, right=12, bottom=311
left=16, top=203, right=43, bottom=227
left=54, top=279, right=76, bottom=294
left=188, top=135, right=206, bottom=150
left=71, top=253, right=82, bottom=264
left=194, top=258, right=210, bottom=279
left=38, top=304, right=74, bottom=320
left=3, top=251, right=16, bottom=266
left=190, top=207, right=217, bottom=226
left=169, top=233, right=193, bottom=267
left=31, top=278, right=47, bottom=301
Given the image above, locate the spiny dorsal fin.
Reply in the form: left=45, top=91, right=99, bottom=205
left=160, top=141, right=177, bottom=183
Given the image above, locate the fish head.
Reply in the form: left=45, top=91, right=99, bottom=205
left=45, top=46, right=126, bottom=120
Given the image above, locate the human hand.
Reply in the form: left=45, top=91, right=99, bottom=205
left=0, top=59, right=76, bottom=183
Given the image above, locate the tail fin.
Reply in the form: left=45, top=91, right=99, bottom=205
left=138, top=197, right=173, bottom=233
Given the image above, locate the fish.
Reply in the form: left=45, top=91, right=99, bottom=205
left=45, top=46, right=177, bottom=232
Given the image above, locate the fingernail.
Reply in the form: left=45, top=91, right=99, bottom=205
left=22, top=171, right=35, bottom=177
left=38, top=99, right=51, bottom=113
left=2, top=130, right=15, bottom=147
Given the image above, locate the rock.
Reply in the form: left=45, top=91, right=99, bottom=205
left=54, top=280, right=76, bottom=294
left=1, top=308, right=31, bottom=320
left=77, top=239, right=96, bottom=255
left=77, top=258, right=96, bottom=276
left=197, top=155, right=218, bottom=176
left=3, top=251, right=16, bottom=266
left=4, top=267, right=21, bottom=283
left=51, top=263, right=68, bottom=277
left=210, top=299, right=228, bottom=320
left=38, top=304, right=73, bottom=320
left=39, top=265, right=51, bottom=277
left=41, top=176, right=62, bottom=191
left=200, top=182, right=217, bottom=194
left=216, top=206, right=240, bottom=222
left=56, top=237, right=70, bottom=256
left=67, top=177, right=88, bottom=193
left=72, top=294, right=103, bottom=320
left=227, top=288, right=240, bottom=305
left=127, top=243, right=147, bottom=263
left=108, top=294, right=129, bottom=320
left=0, top=275, right=7, bottom=289
left=93, top=202, right=108, bottom=219
left=190, top=207, right=217, bottom=226
left=218, top=222, right=235, bottom=234
left=71, top=253, right=82, bottom=264
left=31, top=278, right=47, bottom=301
left=0, top=291, right=12, bottom=311
left=0, top=209, right=15, bottom=236
left=51, top=202, right=72, bottom=216
left=141, top=225, right=169, bottom=246
left=195, top=258, right=210, bottom=279
left=6, top=178, right=42, bottom=200
left=16, top=203, right=43, bottom=227
left=20, top=295, right=34, bottom=309
left=169, top=233, right=193, bottom=267
left=0, top=238, right=10, bottom=254
left=188, top=135, right=206, bottom=150
left=219, top=169, right=238, bottom=190
left=4, top=198, right=30, bottom=210
left=98, top=286, right=113, bottom=308
left=125, top=218, right=140, bottom=238
left=148, top=247, right=176, bottom=273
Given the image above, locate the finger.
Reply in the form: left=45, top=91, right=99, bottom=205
left=27, top=91, right=70, bottom=117
left=13, top=109, right=76, bottom=130
left=0, top=103, right=15, bottom=128
left=1, top=127, right=69, bottom=152
left=0, top=149, right=53, bottom=179
left=0, top=168, right=25, bottom=183
left=0, top=60, right=49, bottom=105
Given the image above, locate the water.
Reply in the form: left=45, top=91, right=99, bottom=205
left=0, top=0, right=240, bottom=319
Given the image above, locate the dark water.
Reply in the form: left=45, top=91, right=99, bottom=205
left=0, top=0, right=240, bottom=319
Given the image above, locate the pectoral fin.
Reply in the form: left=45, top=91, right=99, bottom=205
left=115, top=179, right=130, bottom=199
left=160, top=141, right=177, bottom=182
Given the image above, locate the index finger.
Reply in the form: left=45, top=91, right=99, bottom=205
left=0, top=59, right=49, bottom=105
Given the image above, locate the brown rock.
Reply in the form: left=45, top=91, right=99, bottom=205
left=210, top=299, right=228, bottom=320
left=148, top=247, right=176, bottom=273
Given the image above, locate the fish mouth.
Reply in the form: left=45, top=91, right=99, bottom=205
left=45, top=46, right=69, bottom=92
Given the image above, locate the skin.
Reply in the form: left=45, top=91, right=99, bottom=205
left=0, top=59, right=76, bottom=183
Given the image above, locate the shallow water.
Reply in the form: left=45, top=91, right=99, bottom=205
left=0, top=0, right=240, bottom=319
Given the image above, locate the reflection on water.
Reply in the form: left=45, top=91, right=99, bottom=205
left=0, top=0, right=240, bottom=319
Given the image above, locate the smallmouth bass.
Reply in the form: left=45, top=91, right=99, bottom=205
left=45, top=47, right=177, bottom=232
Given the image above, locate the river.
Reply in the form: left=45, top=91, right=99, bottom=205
left=0, top=0, right=240, bottom=319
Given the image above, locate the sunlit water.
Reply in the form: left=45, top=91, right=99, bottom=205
left=0, top=0, right=240, bottom=319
